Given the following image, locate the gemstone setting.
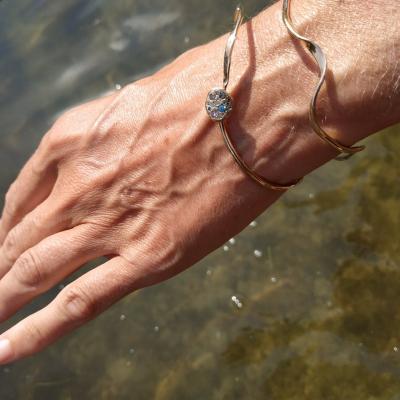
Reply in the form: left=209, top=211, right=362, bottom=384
left=205, top=88, right=233, bottom=121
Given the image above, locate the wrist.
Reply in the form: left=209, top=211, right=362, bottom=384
left=147, top=0, right=399, bottom=198
left=223, top=0, right=399, bottom=185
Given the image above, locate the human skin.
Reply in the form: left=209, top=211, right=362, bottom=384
left=0, top=0, right=398, bottom=363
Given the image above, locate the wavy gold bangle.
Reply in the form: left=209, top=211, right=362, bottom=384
left=282, top=0, right=365, bottom=161
left=205, top=5, right=302, bottom=191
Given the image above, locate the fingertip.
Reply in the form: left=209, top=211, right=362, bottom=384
left=0, top=338, right=14, bottom=364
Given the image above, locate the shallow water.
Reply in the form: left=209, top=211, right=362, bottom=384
left=0, top=0, right=399, bottom=399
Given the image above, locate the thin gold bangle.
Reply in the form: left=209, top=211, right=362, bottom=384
left=282, top=0, right=365, bottom=161
left=205, top=5, right=302, bottom=191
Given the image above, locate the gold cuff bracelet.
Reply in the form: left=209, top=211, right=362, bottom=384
left=205, top=5, right=302, bottom=191
left=282, top=0, right=366, bottom=161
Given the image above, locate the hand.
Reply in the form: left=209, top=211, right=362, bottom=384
left=0, top=31, right=281, bottom=364
left=0, top=0, right=398, bottom=364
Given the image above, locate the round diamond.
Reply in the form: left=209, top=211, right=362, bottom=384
left=211, top=110, right=220, bottom=119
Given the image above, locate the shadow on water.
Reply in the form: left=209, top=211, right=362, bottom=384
left=0, top=0, right=399, bottom=399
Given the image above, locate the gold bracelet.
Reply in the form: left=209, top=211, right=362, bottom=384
left=282, top=0, right=365, bottom=161
left=205, top=5, right=302, bottom=191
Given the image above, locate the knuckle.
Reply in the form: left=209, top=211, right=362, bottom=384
left=13, top=250, right=43, bottom=288
left=21, top=320, right=46, bottom=348
left=59, top=285, right=97, bottom=323
left=2, top=229, right=18, bottom=262
left=30, top=151, right=50, bottom=177
left=44, top=129, right=69, bottom=152
left=49, top=107, right=86, bottom=142
left=50, top=108, right=77, bottom=132
left=43, top=126, right=77, bottom=156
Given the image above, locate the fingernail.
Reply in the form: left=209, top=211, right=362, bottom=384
left=0, top=338, right=13, bottom=364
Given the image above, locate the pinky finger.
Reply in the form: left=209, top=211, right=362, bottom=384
left=0, top=255, right=138, bottom=364
left=0, top=150, right=57, bottom=245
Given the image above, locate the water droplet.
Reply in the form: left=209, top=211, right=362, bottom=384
left=231, top=295, right=243, bottom=309
left=120, top=314, right=126, bottom=321
left=250, top=220, right=257, bottom=228
left=206, top=269, right=212, bottom=276
left=115, top=83, right=122, bottom=90
left=254, top=249, right=263, bottom=258
left=394, top=346, right=399, bottom=352
left=184, top=36, right=190, bottom=44
left=154, top=325, right=160, bottom=332
left=229, top=238, right=236, bottom=245
left=308, top=193, right=315, bottom=200
left=223, top=245, right=229, bottom=252
left=129, top=348, right=135, bottom=355
left=270, top=276, right=277, bottom=283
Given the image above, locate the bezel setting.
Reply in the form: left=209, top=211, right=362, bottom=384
left=205, top=88, right=233, bottom=121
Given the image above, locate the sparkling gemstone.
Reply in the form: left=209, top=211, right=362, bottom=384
left=218, top=104, right=227, bottom=112
left=211, top=110, right=220, bottom=119
left=205, top=88, right=233, bottom=121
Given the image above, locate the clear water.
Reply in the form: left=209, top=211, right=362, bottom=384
left=0, top=1, right=399, bottom=399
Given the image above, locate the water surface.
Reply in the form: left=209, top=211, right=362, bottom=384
left=0, top=1, right=399, bottom=399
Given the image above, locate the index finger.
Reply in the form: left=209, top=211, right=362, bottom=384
left=0, top=255, right=137, bottom=364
